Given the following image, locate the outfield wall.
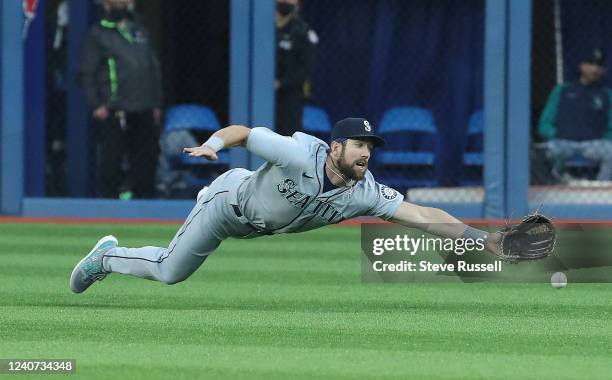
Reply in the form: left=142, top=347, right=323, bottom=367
left=2, top=0, right=610, bottom=221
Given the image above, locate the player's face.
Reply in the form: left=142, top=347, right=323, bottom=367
left=105, top=0, right=129, bottom=7
left=337, top=139, right=373, bottom=181
left=579, top=62, right=605, bottom=84
left=104, top=0, right=130, bottom=13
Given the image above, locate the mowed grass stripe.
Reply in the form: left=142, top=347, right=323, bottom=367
left=1, top=340, right=612, bottom=380
left=3, top=277, right=612, bottom=304
left=1, top=223, right=612, bottom=379
left=1, top=253, right=358, bottom=271
left=2, top=305, right=612, bottom=341
left=2, top=280, right=612, bottom=317
left=2, top=282, right=612, bottom=316
left=2, top=319, right=611, bottom=356
left=0, top=223, right=356, bottom=242
left=0, top=225, right=360, bottom=263
left=0, top=269, right=357, bottom=287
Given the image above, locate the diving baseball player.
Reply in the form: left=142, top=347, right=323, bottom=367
left=70, top=118, right=533, bottom=293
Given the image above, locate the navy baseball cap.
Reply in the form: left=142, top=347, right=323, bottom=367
left=331, top=117, right=386, bottom=147
left=582, top=48, right=606, bottom=66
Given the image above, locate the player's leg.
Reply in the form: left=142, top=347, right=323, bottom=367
left=547, top=139, right=578, bottom=159
left=581, top=139, right=612, bottom=180
left=70, top=196, right=220, bottom=293
left=547, top=139, right=577, bottom=176
left=95, top=113, right=124, bottom=198
left=127, top=110, right=160, bottom=198
left=107, top=195, right=223, bottom=283
left=70, top=169, right=254, bottom=293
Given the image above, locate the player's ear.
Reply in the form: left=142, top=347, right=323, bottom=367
left=330, top=141, right=341, bottom=159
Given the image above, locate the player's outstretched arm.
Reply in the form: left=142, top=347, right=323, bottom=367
left=389, top=202, right=501, bottom=255
left=183, top=125, right=251, bottom=160
left=183, top=125, right=307, bottom=168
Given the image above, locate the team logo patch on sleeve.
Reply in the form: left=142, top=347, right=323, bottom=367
left=380, top=185, right=398, bottom=200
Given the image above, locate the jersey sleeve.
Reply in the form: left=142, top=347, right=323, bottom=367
left=78, top=29, right=105, bottom=108
left=246, top=127, right=310, bottom=169
left=366, top=182, right=404, bottom=220
left=538, top=84, right=565, bottom=140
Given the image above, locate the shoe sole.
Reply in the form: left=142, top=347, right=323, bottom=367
left=69, top=235, right=118, bottom=294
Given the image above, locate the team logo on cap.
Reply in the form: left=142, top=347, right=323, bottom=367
left=364, top=120, right=371, bottom=132
left=380, top=185, right=398, bottom=200
left=595, top=49, right=603, bottom=60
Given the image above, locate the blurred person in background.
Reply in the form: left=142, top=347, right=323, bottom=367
left=45, top=0, right=69, bottom=196
left=275, top=0, right=318, bottom=136
left=79, top=0, right=162, bottom=199
left=538, top=48, right=612, bottom=181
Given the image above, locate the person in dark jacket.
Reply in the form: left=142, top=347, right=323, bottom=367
left=538, top=48, right=612, bottom=181
left=79, top=0, right=162, bottom=199
left=275, top=0, right=318, bottom=136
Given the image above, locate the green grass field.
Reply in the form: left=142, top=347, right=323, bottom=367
left=1, top=222, right=612, bottom=379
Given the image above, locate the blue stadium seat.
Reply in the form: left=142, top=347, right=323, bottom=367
left=377, top=107, right=438, bottom=189
left=161, top=104, right=229, bottom=194
left=461, top=111, right=484, bottom=186
left=165, top=104, right=221, bottom=131
left=302, top=105, right=332, bottom=141
left=564, top=156, right=599, bottom=179
left=164, top=104, right=229, bottom=165
left=566, top=157, right=598, bottom=168
left=463, top=111, right=483, bottom=166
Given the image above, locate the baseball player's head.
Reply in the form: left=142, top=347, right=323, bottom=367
left=579, top=48, right=606, bottom=84
left=103, top=0, right=131, bottom=21
left=328, top=118, right=385, bottom=181
left=276, top=0, right=299, bottom=17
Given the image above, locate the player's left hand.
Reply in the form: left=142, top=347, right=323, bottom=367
left=496, top=214, right=556, bottom=263
left=183, top=145, right=218, bottom=161
left=484, top=232, right=502, bottom=257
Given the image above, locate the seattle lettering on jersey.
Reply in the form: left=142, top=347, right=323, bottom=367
left=277, top=178, right=343, bottom=223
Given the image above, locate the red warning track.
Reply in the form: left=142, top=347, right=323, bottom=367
left=1, top=216, right=612, bottom=227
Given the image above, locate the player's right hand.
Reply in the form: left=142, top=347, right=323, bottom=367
left=183, top=145, right=218, bottom=161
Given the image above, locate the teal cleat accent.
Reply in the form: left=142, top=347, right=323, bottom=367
left=70, top=235, right=118, bottom=294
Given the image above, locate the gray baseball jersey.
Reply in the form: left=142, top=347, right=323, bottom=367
left=101, top=128, right=404, bottom=284
left=237, top=127, right=404, bottom=233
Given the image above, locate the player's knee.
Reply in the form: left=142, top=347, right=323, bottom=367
left=158, top=253, right=209, bottom=285
left=163, top=278, right=185, bottom=285
left=596, top=143, right=612, bottom=160
left=160, top=270, right=190, bottom=285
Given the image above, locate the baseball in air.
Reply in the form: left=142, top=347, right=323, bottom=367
left=550, top=272, right=567, bottom=289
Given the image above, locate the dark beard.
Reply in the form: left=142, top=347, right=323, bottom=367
left=335, top=150, right=366, bottom=181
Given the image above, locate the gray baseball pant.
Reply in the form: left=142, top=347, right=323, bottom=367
left=101, top=169, right=256, bottom=284
left=547, top=139, right=612, bottom=181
